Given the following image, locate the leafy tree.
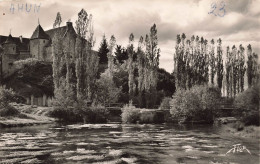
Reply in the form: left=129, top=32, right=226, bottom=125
left=0, top=86, right=19, bottom=117
left=98, top=35, right=109, bottom=64
left=107, top=35, right=116, bottom=77
left=216, top=38, right=223, bottom=89
left=157, top=68, right=175, bottom=97
left=53, top=12, right=62, bottom=28
left=52, top=30, right=64, bottom=93
left=94, top=69, right=121, bottom=106
left=225, top=46, right=232, bottom=97
left=115, top=45, right=128, bottom=64
left=234, top=84, right=260, bottom=126
left=127, top=33, right=135, bottom=101
left=238, top=44, right=246, bottom=92
left=170, top=85, right=221, bottom=123
left=209, top=39, right=216, bottom=85
left=247, top=44, right=259, bottom=88
left=75, top=9, right=90, bottom=39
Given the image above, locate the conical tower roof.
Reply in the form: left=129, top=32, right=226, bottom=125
left=30, top=24, right=49, bottom=40
left=4, top=34, right=15, bottom=44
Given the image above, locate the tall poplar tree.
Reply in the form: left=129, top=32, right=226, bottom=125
left=127, top=33, right=135, bottom=101
left=216, top=38, right=223, bottom=89
left=53, top=12, right=62, bottom=28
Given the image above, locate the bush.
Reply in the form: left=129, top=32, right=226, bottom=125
left=0, top=105, right=19, bottom=117
left=50, top=103, right=109, bottom=123
left=121, top=104, right=140, bottom=123
left=234, top=84, right=260, bottom=126
left=14, top=58, right=40, bottom=70
left=139, top=111, right=154, bottom=123
left=159, top=97, right=172, bottom=110
left=170, top=85, right=221, bottom=124
left=81, top=106, right=109, bottom=123
left=0, top=86, right=20, bottom=117
left=121, top=103, right=166, bottom=124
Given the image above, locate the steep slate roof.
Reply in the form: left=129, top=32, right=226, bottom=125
left=45, top=26, right=67, bottom=39
left=4, top=34, right=15, bottom=44
left=0, top=35, right=30, bottom=51
left=30, top=24, right=50, bottom=40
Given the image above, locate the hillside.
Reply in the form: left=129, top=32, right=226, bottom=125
left=2, top=60, right=54, bottom=100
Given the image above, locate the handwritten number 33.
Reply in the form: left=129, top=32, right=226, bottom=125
left=208, top=1, right=226, bottom=17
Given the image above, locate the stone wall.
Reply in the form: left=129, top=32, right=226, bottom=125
left=30, top=39, right=49, bottom=61
left=2, top=53, right=19, bottom=77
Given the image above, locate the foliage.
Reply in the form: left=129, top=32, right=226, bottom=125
left=75, top=9, right=91, bottom=39
left=98, top=35, right=109, bottom=65
left=174, top=33, right=259, bottom=98
left=247, top=44, right=259, bottom=88
left=216, top=38, right=223, bottom=89
left=170, top=85, right=221, bottom=123
left=121, top=103, right=140, bottom=123
left=157, top=68, right=175, bottom=97
left=234, top=84, right=260, bottom=126
left=174, top=34, right=209, bottom=90
left=127, top=33, right=135, bottom=101
left=50, top=101, right=109, bottom=123
left=159, top=97, right=172, bottom=110
left=121, top=103, right=165, bottom=124
left=81, top=106, right=109, bottom=123
left=0, top=86, right=19, bottom=117
left=52, top=78, right=76, bottom=109
left=114, top=45, right=128, bottom=64
left=113, top=63, right=129, bottom=104
left=94, top=69, right=121, bottom=106
left=136, top=24, right=160, bottom=108
left=53, top=12, right=62, bottom=28
left=14, top=58, right=40, bottom=70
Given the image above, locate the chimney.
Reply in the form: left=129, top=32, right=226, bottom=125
left=19, top=35, right=23, bottom=43
left=66, top=22, right=73, bottom=29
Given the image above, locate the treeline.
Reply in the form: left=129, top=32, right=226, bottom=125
left=51, top=9, right=174, bottom=112
left=52, top=9, right=99, bottom=107
left=97, top=25, right=174, bottom=108
left=174, top=33, right=259, bottom=97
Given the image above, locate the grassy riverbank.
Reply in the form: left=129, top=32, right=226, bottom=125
left=221, top=123, right=260, bottom=139
left=0, top=103, right=54, bottom=128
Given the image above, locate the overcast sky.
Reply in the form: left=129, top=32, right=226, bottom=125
left=0, top=0, right=259, bottom=72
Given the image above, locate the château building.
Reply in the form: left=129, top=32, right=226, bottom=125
left=0, top=21, right=77, bottom=78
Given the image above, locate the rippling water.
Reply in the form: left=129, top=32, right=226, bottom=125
left=0, top=124, right=259, bottom=163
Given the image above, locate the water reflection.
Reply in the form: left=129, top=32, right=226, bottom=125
left=0, top=124, right=259, bottom=163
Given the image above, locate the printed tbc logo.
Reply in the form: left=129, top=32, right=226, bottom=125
left=226, top=144, right=251, bottom=155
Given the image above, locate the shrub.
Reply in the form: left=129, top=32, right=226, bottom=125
left=121, top=103, right=140, bottom=123
left=14, top=58, right=40, bottom=70
left=121, top=102, right=166, bottom=124
left=94, top=69, right=121, bottom=106
left=50, top=102, right=109, bottom=123
left=0, top=105, right=19, bottom=117
left=234, top=84, right=260, bottom=126
left=159, top=97, right=172, bottom=110
left=80, top=106, right=109, bottom=123
left=0, top=86, right=20, bottom=117
left=139, top=111, right=154, bottom=123
left=170, top=85, right=221, bottom=124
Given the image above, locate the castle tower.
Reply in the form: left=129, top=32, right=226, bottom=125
left=2, top=34, right=18, bottom=76
left=3, top=34, right=17, bottom=55
left=30, top=24, right=50, bottom=61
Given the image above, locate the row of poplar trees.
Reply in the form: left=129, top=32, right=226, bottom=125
left=126, top=24, right=160, bottom=108
left=52, top=9, right=99, bottom=106
left=174, top=33, right=259, bottom=97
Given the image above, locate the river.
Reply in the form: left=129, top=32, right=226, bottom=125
left=0, top=123, right=259, bottom=163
